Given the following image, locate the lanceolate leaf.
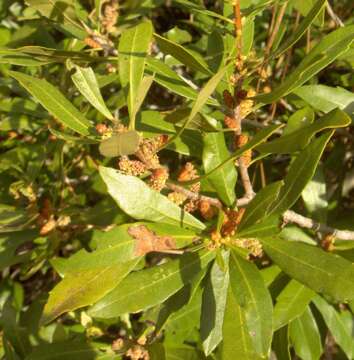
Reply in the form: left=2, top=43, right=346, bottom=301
left=8, top=71, right=92, bottom=136
left=145, top=57, right=217, bottom=104
left=203, top=132, right=237, bottom=206
left=261, top=237, right=354, bottom=302
left=26, top=0, right=87, bottom=39
left=273, top=280, right=315, bottom=330
left=201, top=251, right=230, bottom=355
left=273, top=0, right=327, bottom=58
left=221, top=286, right=259, bottom=360
left=99, top=166, right=205, bottom=230
left=269, top=131, right=334, bottom=215
left=154, top=33, right=211, bottom=75
left=166, top=64, right=230, bottom=147
left=42, top=257, right=140, bottom=324
left=238, top=181, right=283, bottom=231
left=229, top=251, right=273, bottom=358
left=294, top=85, right=354, bottom=117
left=71, top=65, right=113, bottom=120
left=289, top=306, right=322, bottom=360
left=89, top=250, right=215, bottom=318
left=52, top=222, right=196, bottom=277
left=313, top=295, right=353, bottom=359
left=255, top=109, right=350, bottom=154
left=119, top=21, right=153, bottom=127
left=256, top=25, right=354, bottom=103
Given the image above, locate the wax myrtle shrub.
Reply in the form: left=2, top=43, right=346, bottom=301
left=0, top=0, right=354, bottom=359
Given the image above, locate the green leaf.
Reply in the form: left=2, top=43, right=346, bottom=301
left=283, top=106, right=314, bottom=136
left=272, top=326, right=291, bottom=360
left=261, top=237, right=354, bottom=302
left=273, top=0, right=327, bottom=58
left=88, top=250, right=215, bottom=318
left=166, top=65, right=230, bottom=147
left=98, top=131, right=140, bottom=157
left=273, top=280, right=315, bottom=330
left=53, top=222, right=196, bottom=277
left=173, top=0, right=233, bottom=24
left=293, top=85, right=354, bottom=119
left=221, top=285, right=258, bottom=360
left=99, top=166, right=205, bottom=230
left=256, top=25, right=354, bottom=103
left=181, top=124, right=283, bottom=186
left=154, top=33, right=211, bottom=75
left=0, top=48, right=54, bottom=66
left=269, top=131, right=334, bottom=215
left=26, top=0, right=87, bottom=39
left=238, top=181, right=283, bottom=231
left=119, top=21, right=153, bottom=128
left=145, top=58, right=217, bottom=104
left=313, top=295, right=353, bottom=359
left=70, top=65, right=113, bottom=120
left=25, top=341, right=110, bottom=360
left=133, top=75, right=155, bottom=120
left=289, top=306, right=323, bottom=360
left=255, top=109, right=350, bottom=154
left=8, top=71, right=92, bottom=136
left=302, top=166, right=328, bottom=222
left=41, top=257, right=139, bottom=324
left=229, top=251, right=273, bottom=358
left=202, top=133, right=237, bottom=206
left=201, top=251, right=230, bottom=355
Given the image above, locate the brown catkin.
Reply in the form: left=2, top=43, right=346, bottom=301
left=235, top=134, right=252, bottom=167
left=149, top=167, right=169, bottom=191
left=118, top=158, right=146, bottom=176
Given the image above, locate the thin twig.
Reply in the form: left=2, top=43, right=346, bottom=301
left=166, top=183, right=223, bottom=209
left=167, top=182, right=354, bottom=241
left=326, top=2, right=344, bottom=27
left=283, top=210, right=354, bottom=241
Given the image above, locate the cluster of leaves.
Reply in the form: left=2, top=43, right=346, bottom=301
left=0, top=0, right=354, bottom=359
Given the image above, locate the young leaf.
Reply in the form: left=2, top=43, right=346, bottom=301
left=88, top=250, right=215, bottom=318
left=255, top=109, right=350, bottom=154
left=98, top=131, right=140, bottom=157
left=261, top=237, right=354, bottom=302
left=256, top=25, right=354, bottom=103
left=202, top=132, right=237, bottom=206
left=8, top=71, right=92, bottom=136
left=289, top=306, right=323, bottom=360
left=71, top=65, right=114, bottom=120
left=99, top=166, right=205, bottom=230
left=229, top=251, right=273, bottom=358
left=154, top=33, right=211, bottom=75
left=313, top=295, right=353, bottom=359
left=269, top=131, right=334, bottom=215
left=41, top=257, right=140, bottom=324
left=221, top=286, right=259, bottom=360
left=273, top=280, right=315, bottom=330
left=201, top=251, right=230, bottom=355
left=119, top=21, right=153, bottom=128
